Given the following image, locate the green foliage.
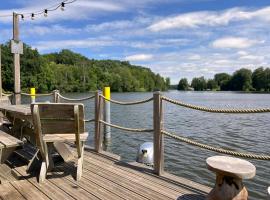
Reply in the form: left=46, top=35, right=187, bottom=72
left=191, top=76, right=207, bottom=91
left=230, top=68, right=253, bottom=91
left=179, top=67, right=270, bottom=92
left=207, top=79, right=218, bottom=90
left=177, top=78, right=189, bottom=90
left=214, top=73, right=231, bottom=90
left=0, top=43, right=169, bottom=93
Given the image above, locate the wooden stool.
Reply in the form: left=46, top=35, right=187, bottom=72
left=206, top=156, right=256, bottom=200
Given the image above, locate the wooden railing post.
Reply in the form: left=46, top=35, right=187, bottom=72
left=95, top=90, right=102, bottom=152
left=153, top=91, right=164, bottom=175
left=53, top=90, right=60, bottom=103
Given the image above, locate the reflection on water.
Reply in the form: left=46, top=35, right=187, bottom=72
left=26, top=91, right=270, bottom=199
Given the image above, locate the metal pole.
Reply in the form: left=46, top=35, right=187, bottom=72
left=13, top=12, right=21, bottom=105
left=103, top=87, right=111, bottom=140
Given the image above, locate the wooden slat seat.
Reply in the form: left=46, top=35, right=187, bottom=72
left=0, top=130, right=23, bottom=163
left=0, top=130, right=23, bottom=148
left=43, top=133, right=88, bottom=142
left=31, top=103, right=88, bottom=183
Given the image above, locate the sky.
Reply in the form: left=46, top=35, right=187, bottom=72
left=1, top=0, right=270, bottom=84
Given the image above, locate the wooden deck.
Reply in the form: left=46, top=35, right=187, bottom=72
left=0, top=146, right=210, bottom=200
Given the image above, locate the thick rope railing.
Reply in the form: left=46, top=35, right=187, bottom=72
left=21, top=92, right=53, bottom=97
left=100, top=120, right=153, bottom=133
left=57, top=93, right=95, bottom=101
left=84, top=118, right=95, bottom=123
left=162, top=130, right=270, bottom=160
left=99, top=94, right=153, bottom=105
left=162, top=96, right=270, bottom=113
left=1, top=93, right=13, bottom=97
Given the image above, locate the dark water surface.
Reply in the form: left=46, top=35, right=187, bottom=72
left=29, top=91, right=269, bottom=199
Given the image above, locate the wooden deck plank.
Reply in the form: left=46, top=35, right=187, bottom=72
left=0, top=182, right=25, bottom=200
left=54, top=165, right=125, bottom=200
left=84, top=159, right=171, bottom=200
left=0, top=144, right=210, bottom=200
left=84, top=149, right=209, bottom=197
left=46, top=171, right=100, bottom=200
left=14, top=166, right=76, bottom=200
left=85, top=157, right=182, bottom=199
left=11, top=180, right=50, bottom=200
left=63, top=162, right=149, bottom=200
left=86, top=149, right=210, bottom=192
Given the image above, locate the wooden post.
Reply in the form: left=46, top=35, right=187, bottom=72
left=95, top=91, right=102, bottom=152
left=53, top=90, right=60, bottom=103
left=153, top=91, right=164, bottom=175
left=13, top=12, right=21, bottom=105
left=0, top=44, right=2, bottom=98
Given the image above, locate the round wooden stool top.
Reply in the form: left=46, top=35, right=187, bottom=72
left=206, top=156, right=256, bottom=179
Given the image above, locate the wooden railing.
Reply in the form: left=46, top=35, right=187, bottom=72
left=5, top=89, right=270, bottom=176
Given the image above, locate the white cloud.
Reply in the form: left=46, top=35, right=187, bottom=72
left=212, top=37, right=261, bottom=49
left=188, top=54, right=201, bottom=60
left=148, top=6, right=270, bottom=31
left=34, top=38, right=121, bottom=51
left=237, top=51, right=248, bottom=56
left=125, top=54, right=153, bottom=61
left=239, top=55, right=264, bottom=61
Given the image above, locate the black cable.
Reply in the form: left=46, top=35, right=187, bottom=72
left=0, top=0, right=77, bottom=18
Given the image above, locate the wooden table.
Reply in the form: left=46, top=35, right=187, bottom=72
left=0, top=105, right=34, bottom=143
left=206, top=156, right=256, bottom=200
left=0, top=104, right=74, bottom=167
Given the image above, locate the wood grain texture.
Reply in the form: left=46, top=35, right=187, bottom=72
left=0, top=145, right=209, bottom=200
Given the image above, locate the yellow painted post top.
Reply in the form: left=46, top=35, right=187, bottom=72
left=30, top=88, right=36, bottom=103
left=103, top=87, right=110, bottom=100
left=30, top=87, right=36, bottom=96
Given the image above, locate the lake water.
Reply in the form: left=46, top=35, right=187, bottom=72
left=28, top=91, right=270, bottom=199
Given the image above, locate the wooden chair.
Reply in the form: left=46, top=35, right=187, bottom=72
left=31, top=103, right=88, bottom=183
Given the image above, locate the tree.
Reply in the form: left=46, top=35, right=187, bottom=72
left=252, top=67, right=266, bottom=91
left=207, top=79, right=218, bottom=90
left=214, top=73, right=231, bottom=90
left=0, top=42, right=169, bottom=93
left=229, top=68, right=253, bottom=91
left=177, top=78, right=189, bottom=90
left=191, top=77, right=207, bottom=91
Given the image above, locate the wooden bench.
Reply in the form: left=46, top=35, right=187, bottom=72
left=0, top=130, right=23, bottom=163
left=206, top=156, right=256, bottom=200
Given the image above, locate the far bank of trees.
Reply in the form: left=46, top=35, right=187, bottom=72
left=1, top=42, right=170, bottom=93
left=177, top=67, right=270, bottom=92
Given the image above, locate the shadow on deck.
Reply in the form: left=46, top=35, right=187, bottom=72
left=0, top=146, right=210, bottom=200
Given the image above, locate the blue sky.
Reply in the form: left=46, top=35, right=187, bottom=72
left=1, top=0, right=270, bottom=84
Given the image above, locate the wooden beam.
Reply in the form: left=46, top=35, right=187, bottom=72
left=0, top=44, right=2, bottom=98
left=95, top=91, right=102, bottom=152
left=13, top=12, right=21, bottom=105
left=153, top=91, right=164, bottom=175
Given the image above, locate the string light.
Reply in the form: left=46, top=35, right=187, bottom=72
left=61, top=2, right=65, bottom=11
left=0, top=0, right=77, bottom=20
left=44, top=9, right=48, bottom=17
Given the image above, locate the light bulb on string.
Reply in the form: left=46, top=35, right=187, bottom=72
left=44, top=9, right=48, bottom=17
left=61, top=2, right=65, bottom=11
left=31, top=13, right=35, bottom=20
